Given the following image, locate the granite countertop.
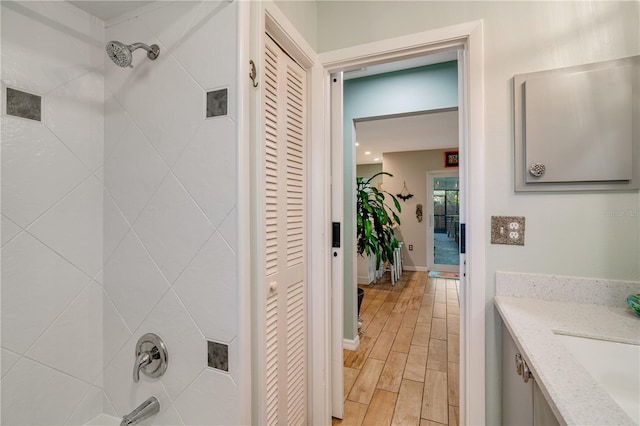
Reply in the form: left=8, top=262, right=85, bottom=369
left=494, top=272, right=640, bottom=426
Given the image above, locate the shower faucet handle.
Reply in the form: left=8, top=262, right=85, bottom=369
left=133, top=352, right=152, bottom=383
left=133, top=333, right=168, bottom=383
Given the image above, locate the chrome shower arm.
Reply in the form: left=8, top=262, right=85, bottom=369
left=129, top=42, right=152, bottom=52
left=128, top=42, right=160, bottom=60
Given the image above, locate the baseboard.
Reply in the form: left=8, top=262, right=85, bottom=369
left=403, top=266, right=429, bottom=272
left=343, top=335, right=360, bottom=351
left=357, top=275, right=373, bottom=285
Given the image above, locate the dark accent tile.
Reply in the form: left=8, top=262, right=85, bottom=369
left=6, top=87, right=41, bottom=121
left=206, top=88, right=227, bottom=118
left=207, top=340, right=228, bottom=371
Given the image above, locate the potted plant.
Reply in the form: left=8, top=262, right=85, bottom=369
left=356, top=172, right=402, bottom=270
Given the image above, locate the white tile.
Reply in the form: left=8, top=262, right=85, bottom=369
left=1, top=348, right=21, bottom=378
left=94, top=166, right=105, bottom=183
left=66, top=386, right=104, bottom=426
left=135, top=289, right=206, bottom=400
left=103, top=190, right=130, bottom=263
left=1, top=214, right=22, bottom=247
left=226, top=337, right=239, bottom=384
left=103, top=291, right=131, bottom=368
left=102, top=394, right=118, bottom=418
left=93, top=370, right=104, bottom=388
left=104, top=119, right=169, bottom=224
left=171, top=1, right=237, bottom=116
left=106, top=19, right=204, bottom=166
left=103, top=231, right=169, bottom=332
left=45, top=70, right=104, bottom=172
left=218, top=207, right=237, bottom=253
left=27, top=282, right=103, bottom=384
left=1, top=232, right=90, bottom=354
left=125, top=53, right=204, bottom=165
left=174, top=232, right=237, bottom=342
left=1, top=358, right=89, bottom=426
left=173, top=118, right=237, bottom=227
left=104, top=93, right=130, bottom=162
left=134, top=174, right=215, bottom=284
left=174, top=369, right=240, bottom=426
left=154, top=404, right=185, bottom=426
left=1, top=116, right=91, bottom=228
left=138, top=1, right=203, bottom=53
left=28, top=176, right=103, bottom=278
left=103, top=337, right=173, bottom=420
left=0, top=1, right=103, bottom=94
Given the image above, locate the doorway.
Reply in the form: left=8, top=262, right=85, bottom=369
left=321, top=21, right=486, bottom=425
left=427, top=171, right=460, bottom=273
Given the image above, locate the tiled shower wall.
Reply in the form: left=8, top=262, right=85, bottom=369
left=2, top=1, right=240, bottom=425
left=102, top=1, right=240, bottom=425
left=1, top=1, right=106, bottom=424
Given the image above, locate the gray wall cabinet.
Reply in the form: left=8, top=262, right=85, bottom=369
left=514, top=56, right=639, bottom=192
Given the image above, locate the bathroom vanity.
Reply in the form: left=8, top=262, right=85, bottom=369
left=495, top=272, right=640, bottom=425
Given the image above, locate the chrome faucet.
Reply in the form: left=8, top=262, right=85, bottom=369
left=120, top=396, right=160, bottom=426
left=133, top=333, right=168, bottom=383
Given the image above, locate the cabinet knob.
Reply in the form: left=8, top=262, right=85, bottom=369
left=515, top=353, right=524, bottom=375
left=522, top=363, right=533, bottom=383
left=529, top=162, right=546, bottom=177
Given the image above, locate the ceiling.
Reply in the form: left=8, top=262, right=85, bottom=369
left=355, top=109, right=458, bottom=165
left=68, top=1, right=151, bottom=20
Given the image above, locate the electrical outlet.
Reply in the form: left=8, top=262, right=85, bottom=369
left=408, top=244, right=413, bottom=251
left=491, top=216, right=525, bottom=245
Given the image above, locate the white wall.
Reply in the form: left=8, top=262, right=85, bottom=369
left=317, top=1, right=640, bottom=424
left=273, top=0, right=317, bottom=50
left=1, top=2, right=106, bottom=424
left=102, top=1, right=240, bottom=425
left=382, top=149, right=457, bottom=270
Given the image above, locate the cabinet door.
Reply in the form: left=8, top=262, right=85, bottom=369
left=533, top=382, right=560, bottom=426
left=523, top=65, right=633, bottom=184
left=502, top=326, right=533, bottom=426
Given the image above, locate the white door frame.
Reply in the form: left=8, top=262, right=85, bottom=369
left=319, top=20, right=486, bottom=425
left=243, top=7, right=486, bottom=424
left=329, top=71, right=345, bottom=419
left=243, top=1, right=330, bottom=424
left=427, top=169, right=460, bottom=273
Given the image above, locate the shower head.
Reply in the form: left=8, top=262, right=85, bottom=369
left=106, top=41, right=160, bottom=68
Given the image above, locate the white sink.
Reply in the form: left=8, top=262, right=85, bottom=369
left=555, top=333, right=640, bottom=424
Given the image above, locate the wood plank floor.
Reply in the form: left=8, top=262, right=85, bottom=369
left=334, top=271, right=460, bottom=426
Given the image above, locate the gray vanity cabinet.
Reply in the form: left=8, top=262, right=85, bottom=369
left=502, top=325, right=560, bottom=426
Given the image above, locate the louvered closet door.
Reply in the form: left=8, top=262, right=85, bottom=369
left=262, top=35, right=307, bottom=426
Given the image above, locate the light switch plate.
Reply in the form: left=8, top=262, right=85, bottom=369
left=491, top=216, right=525, bottom=245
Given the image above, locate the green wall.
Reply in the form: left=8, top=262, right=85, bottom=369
left=343, top=62, right=458, bottom=340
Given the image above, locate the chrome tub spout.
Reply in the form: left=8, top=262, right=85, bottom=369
left=120, top=396, right=160, bottom=426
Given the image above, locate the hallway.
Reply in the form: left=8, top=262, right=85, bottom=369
left=333, top=271, right=460, bottom=426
